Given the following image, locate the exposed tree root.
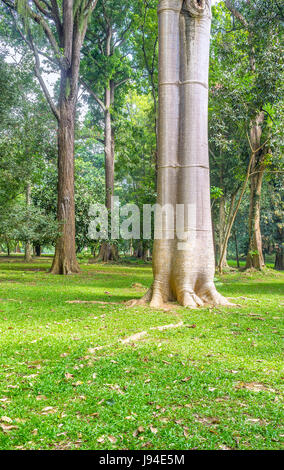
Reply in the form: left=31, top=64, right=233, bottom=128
left=121, top=321, right=186, bottom=344
left=66, top=300, right=120, bottom=305
left=128, top=282, right=235, bottom=309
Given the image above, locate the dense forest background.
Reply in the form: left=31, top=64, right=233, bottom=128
left=0, top=0, right=283, bottom=270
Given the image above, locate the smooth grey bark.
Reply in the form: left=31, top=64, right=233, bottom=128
left=132, top=0, right=231, bottom=307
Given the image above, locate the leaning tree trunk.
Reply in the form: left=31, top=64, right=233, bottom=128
left=50, top=74, right=80, bottom=275
left=245, top=113, right=265, bottom=270
left=24, top=182, right=33, bottom=263
left=218, top=195, right=229, bottom=270
left=132, top=0, right=231, bottom=308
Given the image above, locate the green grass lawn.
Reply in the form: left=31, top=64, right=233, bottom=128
left=0, top=256, right=283, bottom=450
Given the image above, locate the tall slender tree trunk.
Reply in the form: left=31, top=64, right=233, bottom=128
left=275, top=240, right=284, bottom=271
left=131, top=0, right=231, bottom=308
left=105, top=81, right=115, bottom=212
left=234, top=230, right=240, bottom=268
left=96, top=26, right=118, bottom=262
left=218, top=195, right=229, bottom=269
left=24, top=182, right=33, bottom=263
left=50, top=73, right=80, bottom=274
left=97, top=79, right=118, bottom=262
left=217, top=191, right=237, bottom=271
left=245, top=113, right=265, bottom=270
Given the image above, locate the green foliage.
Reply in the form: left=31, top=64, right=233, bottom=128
left=0, top=202, right=58, bottom=248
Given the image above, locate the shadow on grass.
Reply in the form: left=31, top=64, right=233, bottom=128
left=220, top=282, right=284, bottom=297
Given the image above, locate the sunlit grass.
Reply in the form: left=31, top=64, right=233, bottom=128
left=0, top=256, right=283, bottom=450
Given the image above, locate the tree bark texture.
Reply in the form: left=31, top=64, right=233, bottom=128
left=50, top=76, right=80, bottom=274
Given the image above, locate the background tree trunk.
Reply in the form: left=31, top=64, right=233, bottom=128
left=24, top=182, right=33, bottom=263
left=96, top=77, right=118, bottom=262
left=35, top=244, right=41, bottom=257
left=234, top=231, right=240, bottom=269
left=245, top=113, right=265, bottom=270
left=50, top=75, right=80, bottom=274
left=218, top=195, right=229, bottom=270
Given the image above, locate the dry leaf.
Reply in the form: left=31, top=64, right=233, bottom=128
left=65, top=373, right=74, bottom=380
left=150, top=426, right=158, bottom=434
left=0, top=416, right=12, bottom=423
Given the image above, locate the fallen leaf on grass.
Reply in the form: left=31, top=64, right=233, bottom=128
left=36, top=395, right=47, bottom=401
left=195, top=415, right=220, bottom=425
left=0, top=423, right=18, bottom=433
left=183, top=427, right=189, bottom=438
left=150, top=426, right=158, bottom=434
left=181, top=376, right=192, bottom=382
left=235, top=382, right=275, bottom=393
left=108, top=435, right=117, bottom=444
left=245, top=418, right=268, bottom=426
left=106, top=384, right=125, bottom=395
left=65, top=373, right=74, bottom=380
left=0, top=416, right=12, bottom=423
left=133, top=426, right=144, bottom=437
left=88, top=346, right=104, bottom=353
left=41, top=406, right=57, bottom=415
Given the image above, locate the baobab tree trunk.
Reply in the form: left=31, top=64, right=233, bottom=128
left=24, top=182, right=33, bottom=263
left=245, top=113, right=265, bottom=270
left=132, top=0, right=231, bottom=308
left=50, top=75, right=80, bottom=275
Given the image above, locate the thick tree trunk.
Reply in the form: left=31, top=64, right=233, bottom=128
left=24, top=183, right=33, bottom=263
left=50, top=77, right=80, bottom=275
left=245, top=113, right=265, bottom=270
left=97, top=241, right=118, bottom=262
left=132, top=0, right=231, bottom=308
